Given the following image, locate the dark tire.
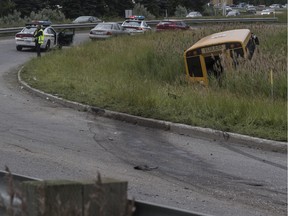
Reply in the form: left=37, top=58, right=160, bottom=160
left=16, top=46, right=22, bottom=51
left=45, top=40, right=51, bottom=52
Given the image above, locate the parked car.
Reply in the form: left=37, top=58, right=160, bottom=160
left=269, top=4, right=281, bottom=8
left=226, top=10, right=241, bottom=16
left=237, top=2, right=247, bottom=8
left=72, top=16, right=101, bottom=23
left=225, top=6, right=233, bottom=12
left=15, top=20, right=74, bottom=51
left=121, top=19, right=151, bottom=34
left=260, top=9, right=275, bottom=15
left=246, top=6, right=257, bottom=14
left=89, top=22, right=130, bottom=40
left=156, top=20, right=190, bottom=31
left=186, top=11, right=202, bottom=18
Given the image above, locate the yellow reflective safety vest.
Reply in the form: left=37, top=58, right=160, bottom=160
left=35, top=29, right=44, bottom=44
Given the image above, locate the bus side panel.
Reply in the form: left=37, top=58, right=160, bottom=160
left=200, top=55, right=209, bottom=86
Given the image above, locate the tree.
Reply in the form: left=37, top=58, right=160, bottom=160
left=12, top=0, right=47, bottom=17
left=181, top=0, right=209, bottom=12
left=61, top=0, right=82, bottom=18
left=134, top=0, right=161, bottom=16
left=104, top=0, right=134, bottom=17
left=132, top=3, right=155, bottom=19
left=174, top=5, right=187, bottom=17
left=0, top=0, right=15, bottom=17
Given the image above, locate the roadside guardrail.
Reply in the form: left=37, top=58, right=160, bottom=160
left=0, top=17, right=278, bottom=35
left=0, top=170, right=211, bottom=216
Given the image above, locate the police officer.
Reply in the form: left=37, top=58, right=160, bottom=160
left=34, top=25, right=44, bottom=57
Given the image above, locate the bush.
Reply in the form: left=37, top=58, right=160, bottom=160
left=174, top=5, right=188, bottom=17
left=0, top=10, right=26, bottom=26
left=29, top=8, right=66, bottom=23
left=132, top=3, right=155, bottom=20
left=0, top=8, right=67, bottom=27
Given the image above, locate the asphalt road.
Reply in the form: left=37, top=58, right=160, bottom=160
left=0, top=32, right=287, bottom=216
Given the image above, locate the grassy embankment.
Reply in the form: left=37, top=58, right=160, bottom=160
left=21, top=24, right=287, bottom=141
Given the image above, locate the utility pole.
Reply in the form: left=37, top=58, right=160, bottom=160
left=222, top=0, right=226, bottom=16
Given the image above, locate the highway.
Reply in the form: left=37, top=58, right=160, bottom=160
left=0, top=32, right=286, bottom=216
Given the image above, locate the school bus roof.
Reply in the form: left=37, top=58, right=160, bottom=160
left=186, top=29, right=251, bottom=51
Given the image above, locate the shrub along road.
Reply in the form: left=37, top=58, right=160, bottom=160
left=0, top=34, right=286, bottom=216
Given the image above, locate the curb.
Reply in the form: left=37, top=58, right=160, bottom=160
left=18, top=67, right=287, bottom=153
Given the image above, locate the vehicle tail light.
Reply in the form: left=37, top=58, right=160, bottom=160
left=136, top=27, right=143, bottom=30
left=16, top=33, right=34, bottom=38
left=106, top=32, right=112, bottom=35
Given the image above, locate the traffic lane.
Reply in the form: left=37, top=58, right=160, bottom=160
left=0, top=38, right=35, bottom=73
left=0, top=110, right=286, bottom=216
left=0, top=31, right=89, bottom=73
left=88, top=118, right=287, bottom=215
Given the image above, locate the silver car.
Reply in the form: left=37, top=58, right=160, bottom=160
left=226, top=10, right=241, bottom=17
left=261, top=9, right=275, bottom=15
left=186, top=12, right=202, bottom=18
left=15, top=21, right=74, bottom=51
left=121, top=20, right=151, bottom=34
left=89, top=22, right=130, bottom=40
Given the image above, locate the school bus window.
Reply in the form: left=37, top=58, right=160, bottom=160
left=230, top=48, right=244, bottom=59
left=205, top=55, right=223, bottom=77
left=186, top=56, right=203, bottom=77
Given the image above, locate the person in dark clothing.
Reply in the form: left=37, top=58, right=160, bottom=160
left=34, top=25, right=44, bottom=57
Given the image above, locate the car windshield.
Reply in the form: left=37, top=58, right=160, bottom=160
left=22, top=27, right=37, bottom=33
left=177, top=21, right=186, bottom=26
left=75, top=16, right=90, bottom=22
left=122, top=21, right=141, bottom=27
left=95, top=24, right=113, bottom=30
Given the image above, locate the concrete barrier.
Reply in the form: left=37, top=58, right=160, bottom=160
left=21, top=178, right=128, bottom=216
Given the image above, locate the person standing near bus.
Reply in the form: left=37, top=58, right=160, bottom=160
left=34, top=25, right=44, bottom=57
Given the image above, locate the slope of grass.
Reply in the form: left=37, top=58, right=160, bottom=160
left=21, top=24, right=287, bottom=141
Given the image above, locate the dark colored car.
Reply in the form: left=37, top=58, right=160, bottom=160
left=72, top=16, right=101, bottom=23
left=156, top=20, right=190, bottom=31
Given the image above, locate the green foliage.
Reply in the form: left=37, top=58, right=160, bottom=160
left=0, top=0, right=15, bottom=17
left=22, top=24, right=287, bottom=141
left=0, top=8, right=67, bottom=26
left=0, top=10, right=26, bottom=26
left=132, top=3, right=155, bottom=19
left=174, top=5, right=188, bottom=17
left=12, top=0, right=47, bottom=17
left=30, top=8, right=66, bottom=22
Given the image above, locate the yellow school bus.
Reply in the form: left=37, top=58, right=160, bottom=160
left=184, top=29, right=259, bottom=86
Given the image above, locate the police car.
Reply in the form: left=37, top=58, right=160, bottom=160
left=15, top=20, right=74, bottom=51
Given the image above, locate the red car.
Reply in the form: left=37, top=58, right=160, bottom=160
left=156, top=20, right=190, bottom=31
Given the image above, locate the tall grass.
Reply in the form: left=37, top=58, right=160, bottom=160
left=21, top=24, right=287, bottom=141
